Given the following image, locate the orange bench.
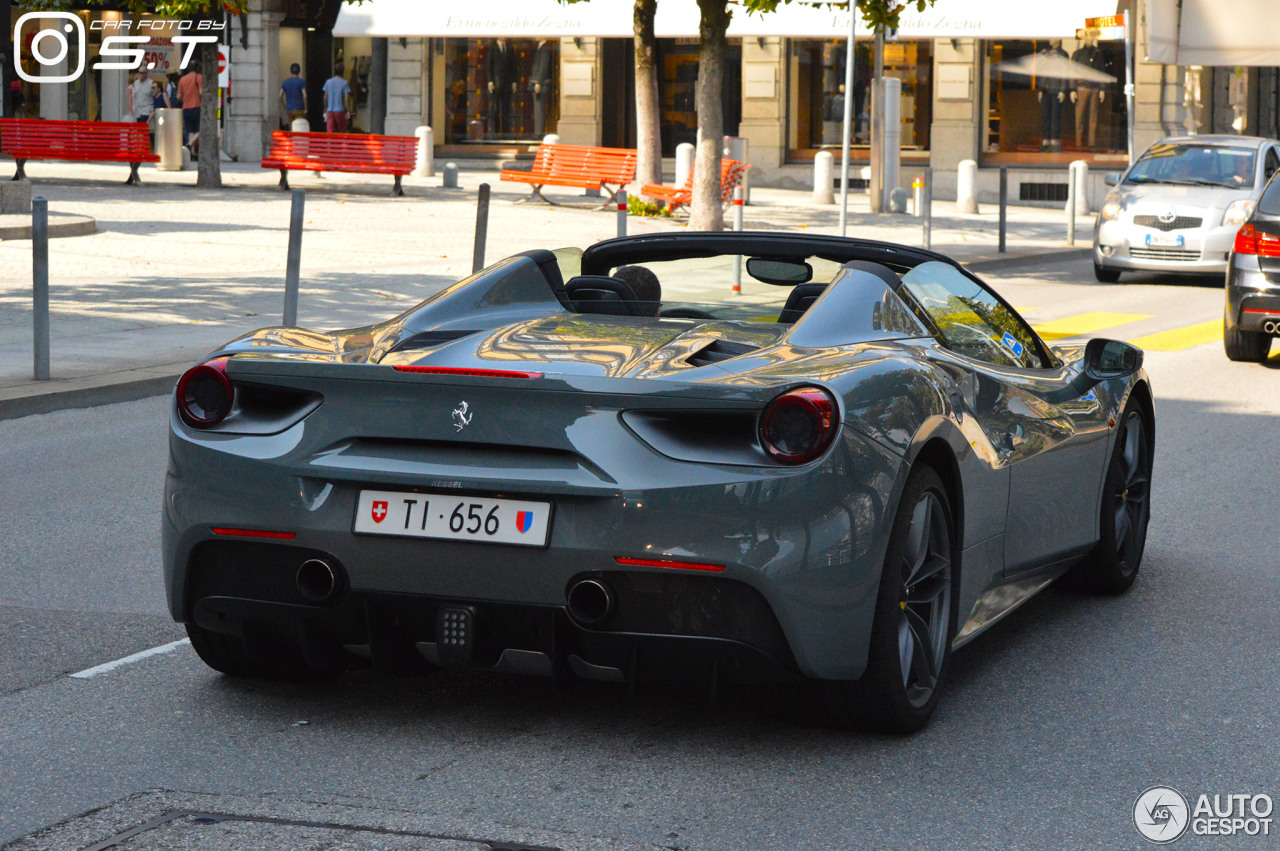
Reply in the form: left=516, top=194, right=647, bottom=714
left=499, top=143, right=637, bottom=205
left=261, top=131, right=418, bottom=196
left=1, top=118, right=159, bottom=185
left=642, top=158, right=749, bottom=213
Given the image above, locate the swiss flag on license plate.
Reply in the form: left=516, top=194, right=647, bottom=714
left=372, top=501, right=388, bottom=523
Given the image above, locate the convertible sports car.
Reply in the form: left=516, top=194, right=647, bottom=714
left=163, top=232, right=1154, bottom=733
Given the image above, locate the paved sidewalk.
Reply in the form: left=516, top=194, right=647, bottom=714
left=0, top=159, right=1088, bottom=419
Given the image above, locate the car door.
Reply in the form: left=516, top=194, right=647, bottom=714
left=897, top=262, right=1111, bottom=575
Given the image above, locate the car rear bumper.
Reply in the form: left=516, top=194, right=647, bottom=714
left=1226, top=256, right=1280, bottom=332
left=163, top=407, right=905, bottom=682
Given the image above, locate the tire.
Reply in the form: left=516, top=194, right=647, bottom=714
left=823, top=466, right=956, bottom=734
left=1093, top=261, right=1121, bottom=283
left=1063, top=397, right=1153, bottom=595
left=186, top=621, right=336, bottom=682
left=1223, top=319, right=1272, bottom=363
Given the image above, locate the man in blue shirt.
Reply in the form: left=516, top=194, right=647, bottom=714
left=322, top=65, right=352, bottom=133
left=280, top=63, right=307, bottom=125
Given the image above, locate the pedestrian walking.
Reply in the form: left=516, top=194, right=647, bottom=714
left=128, top=69, right=153, bottom=124
left=322, top=65, right=352, bottom=133
left=280, top=62, right=307, bottom=126
left=177, top=66, right=203, bottom=151
left=166, top=73, right=182, bottom=109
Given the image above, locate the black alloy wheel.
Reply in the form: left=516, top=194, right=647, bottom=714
left=1065, top=398, right=1153, bottom=595
left=822, top=465, right=955, bottom=734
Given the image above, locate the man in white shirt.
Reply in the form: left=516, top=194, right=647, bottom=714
left=128, top=69, right=153, bottom=123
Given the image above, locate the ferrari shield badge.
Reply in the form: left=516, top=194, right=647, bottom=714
left=452, top=401, right=473, bottom=432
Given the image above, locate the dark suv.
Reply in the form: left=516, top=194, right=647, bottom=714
left=1225, top=173, right=1280, bottom=362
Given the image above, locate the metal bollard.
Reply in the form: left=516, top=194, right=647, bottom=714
left=442, top=162, right=459, bottom=189
left=922, top=169, right=932, bottom=251
left=1067, top=170, right=1077, bottom=247
left=732, top=186, right=744, bottom=294
left=284, top=189, right=305, bottom=326
left=32, top=197, right=50, bottom=381
left=473, top=183, right=491, bottom=274
left=956, top=159, right=979, bottom=215
left=616, top=188, right=627, bottom=238
left=912, top=177, right=924, bottom=217
left=998, top=168, right=1008, bottom=254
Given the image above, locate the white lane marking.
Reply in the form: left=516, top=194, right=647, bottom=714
left=69, top=638, right=191, bottom=679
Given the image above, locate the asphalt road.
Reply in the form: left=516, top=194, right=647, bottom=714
left=1, top=257, right=1277, bottom=850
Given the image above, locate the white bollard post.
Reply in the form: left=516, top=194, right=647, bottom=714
left=290, top=118, right=310, bottom=133
left=1068, top=160, right=1090, bottom=215
left=413, top=126, right=434, bottom=177
left=813, top=151, right=835, bottom=205
left=617, top=188, right=628, bottom=238
left=957, top=159, right=979, bottom=215
left=542, top=134, right=560, bottom=146
left=675, top=143, right=695, bottom=187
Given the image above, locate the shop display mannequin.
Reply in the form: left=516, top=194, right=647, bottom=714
left=1070, top=35, right=1109, bottom=148
left=1036, top=39, right=1070, bottom=151
left=486, top=39, right=514, bottom=135
left=530, top=40, right=554, bottom=136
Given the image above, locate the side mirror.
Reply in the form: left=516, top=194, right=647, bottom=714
left=1103, top=172, right=1121, bottom=187
left=1084, top=338, right=1142, bottom=380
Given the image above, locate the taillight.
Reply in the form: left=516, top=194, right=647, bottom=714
left=1233, top=224, right=1280, bottom=257
left=176, top=357, right=233, bottom=428
left=758, top=386, right=838, bottom=464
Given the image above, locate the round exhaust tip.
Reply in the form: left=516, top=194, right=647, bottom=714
left=567, top=578, right=615, bottom=626
left=296, top=558, right=341, bottom=603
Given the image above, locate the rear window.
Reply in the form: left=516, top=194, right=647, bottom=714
left=1257, top=174, right=1280, bottom=215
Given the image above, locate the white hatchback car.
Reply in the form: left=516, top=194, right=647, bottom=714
left=1093, top=135, right=1280, bottom=281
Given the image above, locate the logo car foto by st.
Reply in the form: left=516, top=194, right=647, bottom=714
left=1134, top=787, right=1275, bottom=843
left=13, top=14, right=225, bottom=84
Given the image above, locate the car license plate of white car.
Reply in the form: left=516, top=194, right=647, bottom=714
left=354, top=490, right=551, bottom=547
left=1144, top=232, right=1185, bottom=247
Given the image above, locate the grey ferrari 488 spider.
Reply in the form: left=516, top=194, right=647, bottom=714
left=163, top=232, right=1154, bottom=733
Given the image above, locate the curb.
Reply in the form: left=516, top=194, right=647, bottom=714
left=0, top=213, right=97, bottom=240
left=0, top=372, right=179, bottom=421
left=963, top=246, right=1090, bottom=271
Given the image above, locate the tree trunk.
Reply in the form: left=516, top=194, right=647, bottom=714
left=197, top=36, right=222, bottom=188
left=690, top=0, right=728, bottom=231
left=633, top=0, right=661, bottom=195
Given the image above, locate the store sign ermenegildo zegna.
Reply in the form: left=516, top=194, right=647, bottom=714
left=332, top=0, right=1111, bottom=40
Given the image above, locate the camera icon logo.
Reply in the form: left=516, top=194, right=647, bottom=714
left=15, top=12, right=87, bottom=84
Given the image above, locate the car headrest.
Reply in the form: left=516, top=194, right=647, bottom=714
left=564, top=275, right=647, bottom=316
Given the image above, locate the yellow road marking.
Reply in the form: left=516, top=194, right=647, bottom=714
left=1129, top=319, right=1223, bottom=351
left=1032, top=312, right=1151, bottom=340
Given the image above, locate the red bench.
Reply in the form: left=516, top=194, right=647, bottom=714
left=261, top=131, right=418, bottom=196
left=499, top=143, right=637, bottom=205
left=642, top=159, right=749, bottom=213
left=0, top=118, right=159, bottom=185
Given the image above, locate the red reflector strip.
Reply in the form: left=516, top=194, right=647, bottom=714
left=393, top=366, right=544, bottom=379
left=211, top=527, right=297, bottom=540
left=615, top=556, right=726, bottom=573
left=1242, top=308, right=1279, bottom=314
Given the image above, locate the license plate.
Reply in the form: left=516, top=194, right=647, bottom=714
left=1144, top=232, right=1184, bottom=247
left=354, top=490, right=552, bottom=547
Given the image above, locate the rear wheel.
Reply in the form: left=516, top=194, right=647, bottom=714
left=1223, top=317, right=1272, bottom=362
left=1064, top=398, right=1152, bottom=594
left=1094, top=261, right=1121, bottom=283
left=823, top=466, right=955, bottom=734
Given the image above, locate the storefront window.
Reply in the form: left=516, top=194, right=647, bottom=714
left=656, top=38, right=740, bottom=156
left=985, top=38, right=1126, bottom=158
left=333, top=37, right=372, bottom=130
left=788, top=39, right=931, bottom=159
left=443, top=38, right=558, bottom=144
